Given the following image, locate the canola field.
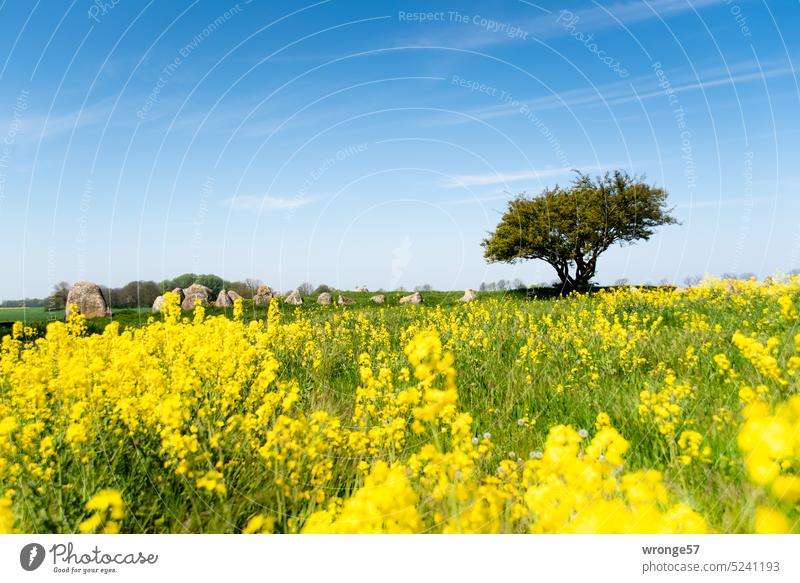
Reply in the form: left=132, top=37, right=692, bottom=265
left=1, top=280, right=799, bottom=534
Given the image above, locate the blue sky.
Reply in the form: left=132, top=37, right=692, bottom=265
left=1, top=0, right=799, bottom=299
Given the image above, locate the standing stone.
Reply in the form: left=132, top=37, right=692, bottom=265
left=285, top=289, right=303, bottom=305
left=227, top=290, right=243, bottom=301
left=317, top=292, right=332, bottom=305
left=254, top=285, right=273, bottom=306
left=181, top=283, right=212, bottom=310
left=338, top=295, right=354, bottom=305
left=152, top=295, right=167, bottom=312
left=370, top=294, right=386, bottom=304
left=215, top=289, right=233, bottom=308
left=65, top=281, right=110, bottom=319
left=354, top=286, right=368, bottom=292
left=399, top=292, right=423, bottom=304
left=459, top=288, right=477, bottom=302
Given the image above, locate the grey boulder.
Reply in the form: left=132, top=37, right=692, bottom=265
left=459, top=288, right=477, bottom=302
left=181, top=283, right=212, bottom=310
left=285, top=289, right=303, bottom=305
left=399, top=292, right=423, bottom=304
left=215, top=289, right=233, bottom=308
left=253, top=285, right=274, bottom=306
left=152, top=295, right=167, bottom=312
left=65, top=281, right=110, bottom=319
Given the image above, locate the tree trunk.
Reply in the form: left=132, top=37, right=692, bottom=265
left=550, top=258, right=595, bottom=295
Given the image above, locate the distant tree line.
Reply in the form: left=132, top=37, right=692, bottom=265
left=479, top=279, right=527, bottom=292
left=39, top=274, right=263, bottom=310
left=6, top=269, right=800, bottom=309
left=39, top=276, right=370, bottom=309
left=0, top=298, right=49, bottom=308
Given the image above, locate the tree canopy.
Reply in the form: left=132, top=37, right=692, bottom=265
left=482, top=171, right=677, bottom=291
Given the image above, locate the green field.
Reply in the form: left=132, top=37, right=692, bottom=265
left=0, top=306, right=64, bottom=323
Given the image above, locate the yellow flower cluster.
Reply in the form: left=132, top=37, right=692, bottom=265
left=779, top=294, right=797, bottom=320
left=301, top=330, right=710, bottom=534
left=79, top=490, right=125, bottom=534
left=738, top=398, right=800, bottom=495
left=303, top=461, right=422, bottom=533
left=307, top=420, right=710, bottom=534
left=677, top=430, right=710, bottom=465
left=242, top=514, right=276, bottom=534
left=0, top=489, right=14, bottom=533
left=738, top=396, right=800, bottom=533
left=638, top=373, right=694, bottom=436
left=732, top=332, right=786, bottom=385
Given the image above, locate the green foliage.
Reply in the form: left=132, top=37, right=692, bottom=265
left=482, top=171, right=677, bottom=290
left=165, top=273, right=198, bottom=290
left=160, top=273, right=224, bottom=295
left=195, top=274, right=224, bottom=294
left=0, top=298, right=48, bottom=308
left=224, top=280, right=253, bottom=298
left=48, top=281, right=70, bottom=310
left=105, top=281, right=161, bottom=309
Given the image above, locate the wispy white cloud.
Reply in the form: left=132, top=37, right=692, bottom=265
left=437, top=59, right=792, bottom=126
left=568, top=0, right=728, bottom=31
left=440, top=164, right=613, bottom=188
left=440, top=193, right=513, bottom=206
left=676, top=195, right=779, bottom=210
left=225, top=194, right=315, bottom=211
left=605, top=66, right=793, bottom=108
left=406, top=0, right=728, bottom=49
left=9, top=100, right=112, bottom=143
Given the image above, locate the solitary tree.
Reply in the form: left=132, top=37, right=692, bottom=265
left=482, top=171, right=677, bottom=292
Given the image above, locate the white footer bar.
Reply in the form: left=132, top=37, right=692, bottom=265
left=1, top=535, right=797, bottom=582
